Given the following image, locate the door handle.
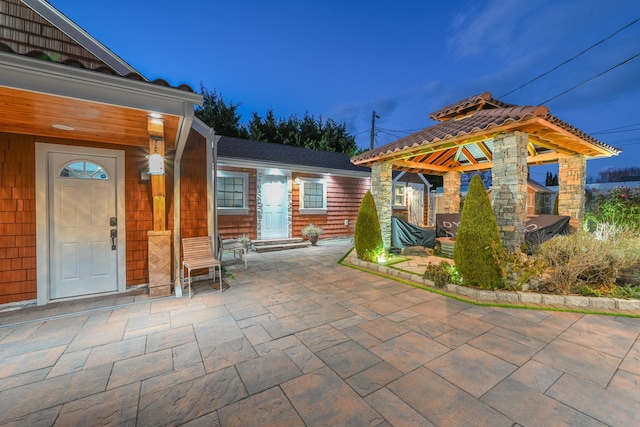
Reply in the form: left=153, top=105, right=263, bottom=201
left=110, top=229, right=117, bottom=250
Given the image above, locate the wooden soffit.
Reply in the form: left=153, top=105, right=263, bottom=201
left=0, top=52, right=203, bottom=149
left=0, top=86, right=181, bottom=149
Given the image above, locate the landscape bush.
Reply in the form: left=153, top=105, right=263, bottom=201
left=354, top=191, right=383, bottom=262
left=533, top=230, right=640, bottom=294
left=453, top=174, right=504, bottom=289
left=423, top=261, right=463, bottom=288
left=584, top=186, right=640, bottom=234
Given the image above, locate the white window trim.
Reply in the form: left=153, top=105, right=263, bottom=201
left=393, top=182, right=407, bottom=208
left=299, top=178, right=327, bottom=215
left=217, top=170, right=249, bottom=215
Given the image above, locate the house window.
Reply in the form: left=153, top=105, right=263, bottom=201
left=393, top=182, right=406, bottom=208
left=299, top=178, right=327, bottom=214
left=217, top=171, right=249, bottom=215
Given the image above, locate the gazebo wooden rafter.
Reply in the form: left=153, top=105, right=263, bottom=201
left=351, top=92, right=621, bottom=251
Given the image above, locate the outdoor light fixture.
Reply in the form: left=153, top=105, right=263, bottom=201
left=294, top=177, right=302, bottom=185
left=148, top=135, right=164, bottom=175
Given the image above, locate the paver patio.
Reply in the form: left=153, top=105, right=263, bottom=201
left=1, top=239, right=640, bottom=426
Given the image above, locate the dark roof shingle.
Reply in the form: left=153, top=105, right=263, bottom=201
left=217, top=136, right=369, bottom=173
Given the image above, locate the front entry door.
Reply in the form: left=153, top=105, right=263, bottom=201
left=49, top=152, right=118, bottom=299
left=408, top=183, right=424, bottom=226
left=261, top=175, right=288, bottom=239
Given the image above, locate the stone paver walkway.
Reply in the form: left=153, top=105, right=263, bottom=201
left=1, top=239, right=640, bottom=426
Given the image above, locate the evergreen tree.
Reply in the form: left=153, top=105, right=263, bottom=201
left=194, top=85, right=248, bottom=138
left=196, top=85, right=359, bottom=155
left=453, top=174, right=504, bottom=289
left=354, top=191, right=383, bottom=262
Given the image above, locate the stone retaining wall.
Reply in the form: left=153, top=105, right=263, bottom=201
left=349, top=255, right=640, bottom=311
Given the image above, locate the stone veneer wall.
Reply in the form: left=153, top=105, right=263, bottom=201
left=371, top=162, right=393, bottom=249
left=558, top=155, right=586, bottom=230
left=442, top=171, right=461, bottom=213
left=492, top=131, right=528, bottom=252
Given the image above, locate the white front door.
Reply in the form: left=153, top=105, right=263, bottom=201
left=49, top=152, right=118, bottom=299
left=408, top=183, right=424, bottom=226
left=261, top=175, right=288, bottom=239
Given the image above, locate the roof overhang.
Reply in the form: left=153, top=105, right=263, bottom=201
left=352, top=105, right=620, bottom=175
left=0, top=52, right=202, bottom=149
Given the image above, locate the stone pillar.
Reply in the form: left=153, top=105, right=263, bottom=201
left=558, top=155, right=587, bottom=230
left=442, top=171, right=461, bottom=213
left=492, top=131, right=528, bottom=252
left=371, top=162, right=393, bottom=250
left=148, top=230, right=172, bottom=297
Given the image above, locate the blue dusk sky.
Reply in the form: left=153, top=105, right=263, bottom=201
left=48, top=0, right=640, bottom=182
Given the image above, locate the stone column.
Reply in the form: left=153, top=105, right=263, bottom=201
left=442, top=171, right=461, bottom=213
left=148, top=230, right=172, bottom=297
left=371, top=162, right=393, bottom=250
left=558, top=155, right=587, bottom=230
left=492, top=131, right=528, bottom=252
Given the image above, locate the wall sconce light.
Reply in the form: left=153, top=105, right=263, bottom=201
left=148, top=136, right=164, bottom=175
left=294, top=177, right=302, bottom=185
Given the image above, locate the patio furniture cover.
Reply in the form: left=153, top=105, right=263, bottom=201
left=391, top=216, right=437, bottom=249
left=435, top=213, right=570, bottom=250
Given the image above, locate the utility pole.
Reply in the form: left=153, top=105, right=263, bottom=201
left=370, top=111, right=380, bottom=150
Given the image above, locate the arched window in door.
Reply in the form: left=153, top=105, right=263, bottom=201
left=58, top=160, right=110, bottom=180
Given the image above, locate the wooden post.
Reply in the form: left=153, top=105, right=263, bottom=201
left=148, top=118, right=166, bottom=231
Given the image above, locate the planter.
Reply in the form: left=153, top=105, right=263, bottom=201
left=309, top=235, right=319, bottom=246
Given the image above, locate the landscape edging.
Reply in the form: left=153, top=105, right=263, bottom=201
left=349, top=255, right=640, bottom=311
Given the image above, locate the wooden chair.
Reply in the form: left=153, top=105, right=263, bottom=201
left=219, top=233, right=248, bottom=269
left=181, top=236, right=222, bottom=298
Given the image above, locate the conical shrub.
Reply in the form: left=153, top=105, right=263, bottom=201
left=453, top=174, right=504, bottom=288
left=355, top=191, right=383, bottom=262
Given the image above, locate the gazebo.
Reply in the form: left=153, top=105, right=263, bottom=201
left=351, top=92, right=621, bottom=252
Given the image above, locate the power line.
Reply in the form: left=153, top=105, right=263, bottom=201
left=538, top=51, right=640, bottom=105
left=499, top=18, right=640, bottom=98
left=590, top=121, right=640, bottom=134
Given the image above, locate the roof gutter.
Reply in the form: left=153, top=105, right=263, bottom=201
left=217, top=157, right=371, bottom=178
left=0, top=52, right=202, bottom=114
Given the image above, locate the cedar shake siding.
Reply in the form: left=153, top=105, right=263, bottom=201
left=0, top=132, right=36, bottom=303
left=0, top=131, right=210, bottom=303
left=179, top=131, right=209, bottom=240
left=292, top=173, right=370, bottom=240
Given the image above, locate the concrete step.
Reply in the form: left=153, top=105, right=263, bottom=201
left=252, top=238, right=305, bottom=246
left=252, top=238, right=310, bottom=253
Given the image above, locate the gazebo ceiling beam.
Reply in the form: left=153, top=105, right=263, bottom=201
left=477, top=141, right=493, bottom=161
left=462, top=146, right=479, bottom=164
left=528, top=134, right=584, bottom=156
left=532, top=117, right=613, bottom=157
left=527, top=151, right=568, bottom=165
left=393, top=159, right=452, bottom=173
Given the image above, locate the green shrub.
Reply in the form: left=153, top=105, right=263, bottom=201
left=355, top=191, right=383, bottom=262
left=423, top=261, right=463, bottom=288
left=584, top=186, right=640, bottom=234
left=454, top=174, right=504, bottom=289
left=492, top=243, right=546, bottom=290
